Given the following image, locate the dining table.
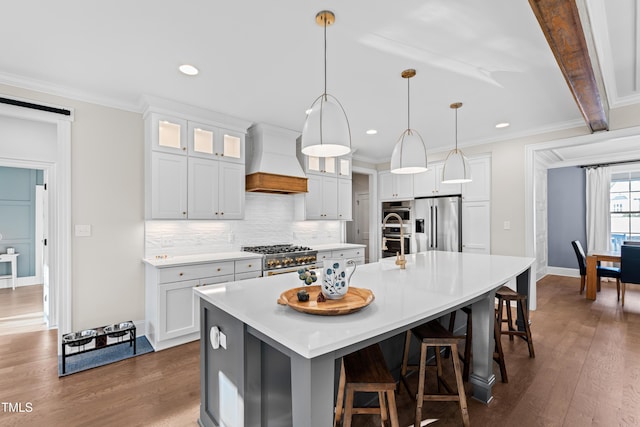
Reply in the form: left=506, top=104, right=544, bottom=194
left=586, top=250, right=621, bottom=300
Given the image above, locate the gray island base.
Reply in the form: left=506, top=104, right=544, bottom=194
left=195, top=251, right=534, bottom=426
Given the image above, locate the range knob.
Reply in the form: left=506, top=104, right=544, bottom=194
left=309, top=255, right=317, bottom=262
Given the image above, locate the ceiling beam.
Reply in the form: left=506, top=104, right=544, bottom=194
left=528, top=0, right=608, bottom=132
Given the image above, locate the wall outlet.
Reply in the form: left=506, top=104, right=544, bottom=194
left=161, top=235, right=174, bottom=247
left=503, top=221, right=511, bottom=230
left=75, top=224, right=91, bottom=237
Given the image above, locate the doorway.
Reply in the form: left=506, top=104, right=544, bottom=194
left=0, top=100, right=73, bottom=343
left=347, top=170, right=377, bottom=263
left=0, top=166, right=48, bottom=335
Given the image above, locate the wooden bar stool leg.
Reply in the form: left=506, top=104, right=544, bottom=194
left=334, top=359, right=346, bottom=427
left=434, top=345, right=444, bottom=393
left=386, top=390, right=400, bottom=427
left=519, top=299, right=536, bottom=358
left=400, top=330, right=413, bottom=396
left=344, top=385, right=355, bottom=427
left=505, top=299, right=515, bottom=341
left=378, top=391, right=388, bottom=425
left=450, top=343, right=470, bottom=427
left=415, top=342, right=428, bottom=427
left=494, top=309, right=508, bottom=383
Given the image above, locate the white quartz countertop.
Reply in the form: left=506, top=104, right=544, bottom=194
left=143, top=251, right=262, bottom=267
left=313, top=243, right=365, bottom=251
left=194, top=251, right=535, bottom=359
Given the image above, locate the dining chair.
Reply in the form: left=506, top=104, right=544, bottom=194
left=620, top=245, right=640, bottom=306
left=571, top=240, right=621, bottom=299
left=623, top=241, right=640, bottom=246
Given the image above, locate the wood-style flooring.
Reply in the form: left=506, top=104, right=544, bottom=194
left=0, top=284, right=47, bottom=336
left=1, top=275, right=639, bottom=426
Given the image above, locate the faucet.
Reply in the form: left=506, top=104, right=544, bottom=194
left=382, top=212, right=407, bottom=269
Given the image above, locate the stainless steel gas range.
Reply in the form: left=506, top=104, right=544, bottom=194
left=243, top=244, right=318, bottom=276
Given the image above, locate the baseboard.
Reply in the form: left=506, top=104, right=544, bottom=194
left=546, top=267, right=580, bottom=278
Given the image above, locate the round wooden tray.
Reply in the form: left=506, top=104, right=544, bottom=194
left=277, top=285, right=374, bottom=316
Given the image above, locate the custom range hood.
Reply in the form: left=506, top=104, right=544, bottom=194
left=245, top=123, right=308, bottom=194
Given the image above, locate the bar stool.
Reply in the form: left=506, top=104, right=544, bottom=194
left=400, top=320, right=470, bottom=427
left=448, top=306, right=508, bottom=383
left=496, top=285, right=535, bottom=358
left=334, top=343, right=399, bottom=427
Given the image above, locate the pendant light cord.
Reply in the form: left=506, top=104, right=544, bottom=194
left=455, top=107, right=458, bottom=151
left=323, top=18, right=327, bottom=98
left=407, top=77, right=411, bottom=130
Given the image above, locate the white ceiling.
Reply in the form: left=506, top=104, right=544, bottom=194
left=0, top=0, right=637, bottom=164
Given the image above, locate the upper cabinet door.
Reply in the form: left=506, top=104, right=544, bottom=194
left=219, top=128, right=245, bottom=164
left=303, top=156, right=338, bottom=176
left=435, top=163, right=462, bottom=196
left=462, top=156, right=491, bottom=202
left=188, top=123, right=245, bottom=164
left=413, top=168, right=437, bottom=197
left=151, top=114, right=188, bottom=154
left=338, top=158, right=352, bottom=179
left=218, top=162, right=245, bottom=219
left=152, top=152, right=188, bottom=219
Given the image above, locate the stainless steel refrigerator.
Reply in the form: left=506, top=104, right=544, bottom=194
left=414, top=196, right=462, bottom=252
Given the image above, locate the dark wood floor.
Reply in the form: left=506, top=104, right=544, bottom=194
left=1, top=275, right=639, bottom=426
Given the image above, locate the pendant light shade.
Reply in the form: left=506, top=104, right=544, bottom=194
left=301, top=11, right=351, bottom=158
left=390, top=69, right=428, bottom=174
left=442, top=102, right=472, bottom=184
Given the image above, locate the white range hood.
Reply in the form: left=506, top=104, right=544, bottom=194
left=245, top=123, right=308, bottom=194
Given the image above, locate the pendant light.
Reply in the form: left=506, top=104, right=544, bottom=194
left=301, top=11, right=351, bottom=158
left=441, top=102, right=472, bottom=184
left=390, top=69, right=428, bottom=174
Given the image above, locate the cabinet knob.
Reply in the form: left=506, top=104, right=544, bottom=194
left=182, top=212, right=187, bottom=216
left=217, top=268, right=221, bottom=272
left=248, top=264, right=252, bottom=268
left=220, top=153, right=224, bottom=157
left=182, top=147, right=186, bottom=151
left=179, top=272, right=184, bottom=276
left=215, top=212, right=219, bottom=215
left=220, top=212, right=224, bottom=215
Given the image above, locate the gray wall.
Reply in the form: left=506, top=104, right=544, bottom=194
left=547, top=166, right=586, bottom=269
left=0, top=166, right=37, bottom=277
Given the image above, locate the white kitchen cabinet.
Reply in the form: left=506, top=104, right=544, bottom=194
left=303, top=174, right=339, bottom=220
left=338, top=158, right=352, bottom=179
left=188, top=121, right=244, bottom=164
left=150, top=114, right=188, bottom=154
left=147, top=260, right=236, bottom=350
left=234, top=258, right=262, bottom=280
left=462, top=201, right=490, bottom=254
left=379, top=171, right=414, bottom=200
left=462, top=155, right=491, bottom=202
left=146, top=110, right=247, bottom=220
left=185, top=158, right=244, bottom=220
left=338, top=178, right=352, bottom=220
left=151, top=152, right=188, bottom=219
left=413, top=164, right=461, bottom=197
left=316, top=248, right=365, bottom=265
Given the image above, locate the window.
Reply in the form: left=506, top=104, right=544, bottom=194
left=610, top=172, right=640, bottom=250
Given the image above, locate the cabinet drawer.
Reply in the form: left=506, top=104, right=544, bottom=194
left=317, top=251, right=331, bottom=262
left=158, top=261, right=235, bottom=284
left=331, top=248, right=363, bottom=259
left=199, top=274, right=234, bottom=287
left=235, top=271, right=263, bottom=281
left=234, top=258, right=262, bottom=274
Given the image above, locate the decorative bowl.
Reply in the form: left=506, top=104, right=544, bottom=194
left=63, top=329, right=97, bottom=347
left=104, top=321, right=134, bottom=338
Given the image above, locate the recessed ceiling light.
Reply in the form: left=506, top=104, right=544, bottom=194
left=495, top=122, right=510, bottom=129
left=179, top=64, right=199, bottom=76
left=366, top=129, right=378, bottom=135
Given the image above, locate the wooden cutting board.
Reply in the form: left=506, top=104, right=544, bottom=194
left=277, top=285, right=374, bottom=316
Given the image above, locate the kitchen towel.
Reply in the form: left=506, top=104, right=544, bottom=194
left=58, top=336, right=153, bottom=377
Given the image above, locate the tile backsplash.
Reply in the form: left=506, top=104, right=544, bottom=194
left=145, top=193, right=343, bottom=257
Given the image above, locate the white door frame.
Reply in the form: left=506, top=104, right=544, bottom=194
left=352, top=165, right=379, bottom=263
left=0, top=101, right=72, bottom=341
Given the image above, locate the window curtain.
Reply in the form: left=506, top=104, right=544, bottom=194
left=586, top=166, right=611, bottom=253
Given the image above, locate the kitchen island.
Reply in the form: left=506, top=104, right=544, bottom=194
left=195, top=251, right=535, bottom=426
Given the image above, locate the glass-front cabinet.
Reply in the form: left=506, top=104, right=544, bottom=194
left=152, top=115, right=187, bottom=154
left=188, top=122, right=244, bottom=164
